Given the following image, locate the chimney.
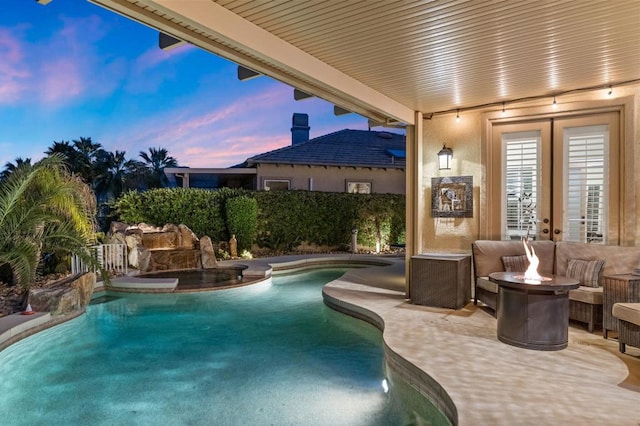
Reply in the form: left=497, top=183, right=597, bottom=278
left=291, top=113, right=310, bottom=145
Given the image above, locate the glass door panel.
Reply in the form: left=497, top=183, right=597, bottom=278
left=552, top=113, right=619, bottom=244
left=490, top=112, right=619, bottom=244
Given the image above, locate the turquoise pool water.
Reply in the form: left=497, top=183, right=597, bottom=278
left=0, top=268, right=447, bottom=425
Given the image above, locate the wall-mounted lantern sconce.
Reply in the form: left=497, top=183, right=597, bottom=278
left=437, top=145, right=453, bottom=170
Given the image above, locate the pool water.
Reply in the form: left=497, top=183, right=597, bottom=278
left=0, top=268, right=448, bottom=425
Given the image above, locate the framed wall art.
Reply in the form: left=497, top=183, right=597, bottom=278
left=431, top=176, right=473, bottom=218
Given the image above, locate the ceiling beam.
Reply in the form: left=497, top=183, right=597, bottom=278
left=158, top=32, right=185, bottom=50
left=293, top=89, right=314, bottom=101
left=88, top=0, right=414, bottom=125
left=333, top=106, right=352, bottom=116
left=237, top=66, right=262, bottom=81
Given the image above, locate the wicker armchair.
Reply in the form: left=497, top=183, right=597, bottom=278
left=612, top=303, right=640, bottom=353
left=603, top=275, right=640, bottom=339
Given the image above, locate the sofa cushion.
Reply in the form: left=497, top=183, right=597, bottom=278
left=555, top=241, right=640, bottom=278
left=612, top=303, right=640, bottom=326
left=566, top=258, right=605, bottom=287
left=502, top=255, right=528, bottom=272
left=472, top=240, right=555, bottom=277
left=477, top=277, right=498, bottom=293
left=569, top=286, right=603, bottom=305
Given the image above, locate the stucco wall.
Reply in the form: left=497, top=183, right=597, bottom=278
left=256, top=164, right=405, bottom=194
left=420, top=85, right=640, bottom=253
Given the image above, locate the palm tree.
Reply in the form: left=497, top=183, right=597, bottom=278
left=45, top=141, right=76, bottom=163
left=1, top=157, right=32, bottom=181
left=139, top=147, right=178, bottom=188
left=93, top=150, right=141, bottom=202
left=72, top=137, right=104, bottom=184
left=0, top=155, right=100, bottom=292
left=46, top=138, right=106, bottom=186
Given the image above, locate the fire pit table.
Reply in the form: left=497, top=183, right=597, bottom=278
left=489, top=272, right=580, bottom=351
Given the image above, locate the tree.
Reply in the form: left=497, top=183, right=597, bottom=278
left=1, top=157, right=32, bottom=181
left=139, top=147, right=178, bottom=188
left=46, top=138, right=105, bottom=185
left=0, top=155, right=101, bottom=292
left=93, top=150, right=141, bottom=202
left=72, top=137, right=104, bottom=184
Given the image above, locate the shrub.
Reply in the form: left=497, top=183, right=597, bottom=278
left=112, top=188, right=241, bottom=240
left=112, top=188, right=405, bottom=252
left=225, top=195, right=258, bottom=252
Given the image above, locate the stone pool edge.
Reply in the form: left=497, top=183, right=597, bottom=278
left=321, top=276, right=458, bottom=425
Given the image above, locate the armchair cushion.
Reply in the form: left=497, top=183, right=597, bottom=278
left=569, top=287, right=604, bottom=304
left=501, top=255, right=529, bottom=272
left=612, top=303, right=640, bottom=326
left=566, top=258, right=605, bottom=287
left=477, top=277, right=498, bottom=293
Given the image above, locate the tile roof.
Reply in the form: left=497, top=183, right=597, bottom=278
left=246, top=129, right=406, bottom=169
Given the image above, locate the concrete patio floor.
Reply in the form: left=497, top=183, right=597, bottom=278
left=319, top=256, right=640, bottom=425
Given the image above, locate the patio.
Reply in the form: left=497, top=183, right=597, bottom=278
left=320, top=256, right=640, bottom=425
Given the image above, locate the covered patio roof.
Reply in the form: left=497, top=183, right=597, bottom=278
left=89, top=0, right=640, bottom=126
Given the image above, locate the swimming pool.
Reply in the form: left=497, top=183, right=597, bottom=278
left=0, top=268, right=447, bottom=425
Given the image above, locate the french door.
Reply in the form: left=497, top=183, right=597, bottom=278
left=490, top=112, right=619, bottom=244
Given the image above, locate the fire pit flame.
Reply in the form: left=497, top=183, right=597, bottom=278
left=514, top=240, right=552, bottom=283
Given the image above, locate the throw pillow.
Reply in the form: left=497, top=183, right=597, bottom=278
left=502, top=255, right=529, bottom=272
left=566, top=258, right=606, bottom=287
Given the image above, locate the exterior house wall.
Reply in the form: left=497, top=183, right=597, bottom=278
left=256, top=164, right=405, bottom=194
left=419, top=85, right=640, bottom=254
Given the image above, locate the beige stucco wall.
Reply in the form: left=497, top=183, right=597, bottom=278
left=419, top=84, right=640, bottom=254
left=256, top=164, right=405, bottom=194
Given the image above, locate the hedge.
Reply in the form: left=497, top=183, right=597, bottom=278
left=112, top=188, right=405, bottom=251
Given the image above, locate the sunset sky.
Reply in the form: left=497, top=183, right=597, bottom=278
left=0, top=0, right=384, bottom=169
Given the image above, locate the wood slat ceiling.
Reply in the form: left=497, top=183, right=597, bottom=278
left=213, top=0, right=640, bottom=114
left=93, top=0, right=640, bottom=120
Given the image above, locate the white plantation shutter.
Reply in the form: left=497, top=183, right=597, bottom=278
left=502, top=131, right=540, bottom=240
left=564, top=126, right=607, bottom=243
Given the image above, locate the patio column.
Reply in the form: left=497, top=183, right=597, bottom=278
left=405, top=111, right=424, bottom=293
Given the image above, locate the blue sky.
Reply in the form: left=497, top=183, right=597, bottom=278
left=0, top=0, right=383, bottom=168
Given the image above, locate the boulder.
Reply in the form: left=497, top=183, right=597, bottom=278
left=128, top=246, right=151, bottom=271
left=29, top=273, right=96, bottom=316
left=200, top=236, right=218, bottom=269
left=138, top=223, right=161, bottom=233
left=109, top=221, right=129, bottom=235
left=124, top=226, right=143, bottom=237
left=146, top=249, right=201, bottom=272
left=105, top=231, right=126, bottom=245
left=178, top=224, right=198, bottom=249
left=142, top=231, right=179, bottom=250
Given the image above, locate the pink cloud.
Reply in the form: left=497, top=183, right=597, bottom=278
left=0, top=29, right=30, bottom=103
left=134, top=44, right=192, bottom=73
left=109, top=84, right=291, bottom=147
left=40, top=58, right=85, bottom=102
left=0, top=14, right=127, bottom=107
left=103, top=83, right=373, bottom=168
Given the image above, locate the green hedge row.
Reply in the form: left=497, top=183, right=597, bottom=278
left=113, top=188, right=405, bottom=251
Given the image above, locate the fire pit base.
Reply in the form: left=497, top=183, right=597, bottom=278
left=489, top=272, right=580, bottom=351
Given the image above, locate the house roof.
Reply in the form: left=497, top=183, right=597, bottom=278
left=90, top=1, right=640, bottom=125
left=245, top=130, right=405, bottom=169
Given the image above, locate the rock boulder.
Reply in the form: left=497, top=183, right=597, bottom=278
left=29, top=273, right=96, bottom=316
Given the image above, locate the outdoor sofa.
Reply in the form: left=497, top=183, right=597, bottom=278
left=472, top=240, right=640, bottom=332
